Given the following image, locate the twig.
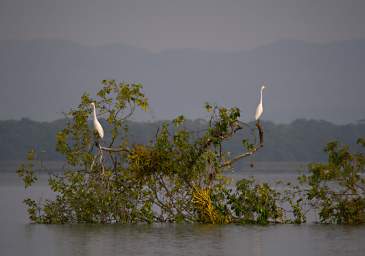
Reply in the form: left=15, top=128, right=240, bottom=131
left=220, top=120, right=264, bottom=168
left=99, top=145, right=130, bottom=153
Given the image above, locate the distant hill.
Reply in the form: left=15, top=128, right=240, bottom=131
left=0, top=39, right=365, bottom=123
left=0, top=118, right=363, bottom=164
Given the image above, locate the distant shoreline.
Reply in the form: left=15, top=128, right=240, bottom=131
left=0, top=160, right=312, bottom=173
left=1, top=118, right=363, bottom=163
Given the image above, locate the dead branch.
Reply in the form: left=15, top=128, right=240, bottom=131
left=99, top=145, right=130, bottom=153
left=90, top=144, right=130, bottom=173
left=220, top=120, right=264, bottom=168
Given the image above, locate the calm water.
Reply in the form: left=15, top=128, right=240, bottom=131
left=1, top=162, right=365, bottom=256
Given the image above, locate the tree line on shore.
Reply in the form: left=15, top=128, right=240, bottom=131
left=1, top=116, right=364, bottom=163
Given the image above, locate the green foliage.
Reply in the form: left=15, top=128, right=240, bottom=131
left=56, top=81, right=148, bottom=168
left=192, top=186, right=231, bottom=224
left=228, top=178, right=284, bottom=224
left=301, top=138, right=365, bottom=224
left=17, top=80, right=364, bottom=225
left=18, top=80, right=264, bottom=224
left=16, top=149, right=37, bottom=188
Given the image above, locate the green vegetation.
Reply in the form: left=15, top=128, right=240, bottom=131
left=299, top=138, right=365, bottom=224
left=17, top=81, right=365, bottom=224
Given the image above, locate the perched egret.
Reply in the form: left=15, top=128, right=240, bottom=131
left=254, top=85, right=266, bottom=121
left=91, top=102, right=104, bottom=139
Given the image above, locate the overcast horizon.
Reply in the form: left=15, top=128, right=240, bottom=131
left=2, top=0, right=365, bottom=51
left=1, top=0, right=365, bottom=124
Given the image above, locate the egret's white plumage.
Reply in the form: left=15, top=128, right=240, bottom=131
left=254, top=85, right=266, bottom=121
left=91, top=102, right=104, bottom=139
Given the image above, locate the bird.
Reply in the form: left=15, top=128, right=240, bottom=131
left=90, top=102, right=104, bottom=139
left=254, top=85, right=266, bottom=121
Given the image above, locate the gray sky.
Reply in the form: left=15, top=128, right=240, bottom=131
left=0, top=0, right=364, bottom=123
left=1, top=0, right=365, bottom=52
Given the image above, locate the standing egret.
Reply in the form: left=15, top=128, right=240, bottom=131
left=91, top=102, right=104, bottom=139
left=254, top=85, right=266, bottom=121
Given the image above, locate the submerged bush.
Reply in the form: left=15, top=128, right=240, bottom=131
left=227, top=178, right=284, bottom=224
left=17, top=80, right=365, bottom=225
left=300, top=138, right=365, bottom=224
left=17, top=80, right=267, bottom=224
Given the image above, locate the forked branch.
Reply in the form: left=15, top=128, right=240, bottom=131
left=220, top=121, right=264, bottom=168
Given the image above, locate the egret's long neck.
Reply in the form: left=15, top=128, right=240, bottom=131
left=92, top=105, right=97, bottom=120
left=260, top=89, right=263, bottom=105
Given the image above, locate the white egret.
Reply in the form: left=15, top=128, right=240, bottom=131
left=91, top=102, right=104, bottom=139
left=254, top=85, right=266, bottom=121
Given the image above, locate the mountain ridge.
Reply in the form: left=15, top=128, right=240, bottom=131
left=1, top=38, right=364, bottom=123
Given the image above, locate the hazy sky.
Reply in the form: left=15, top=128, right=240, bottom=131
left=1, top=0, right=365, bottom=51
left=0, top=0, right=364, bottom=123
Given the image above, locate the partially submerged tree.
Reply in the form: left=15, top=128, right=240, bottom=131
left=18, top=80, right=266, bottom=224
left=299, top=138, right=365, bottom=224
left=18, top=80, right=364, bottom=224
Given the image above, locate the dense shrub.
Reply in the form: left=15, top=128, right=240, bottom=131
left=17, top=81, right=365, bottom=224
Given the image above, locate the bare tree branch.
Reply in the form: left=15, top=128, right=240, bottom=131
left=220, top=121, right=264, bottom=168
left=98, top=145, right=130, bottom=153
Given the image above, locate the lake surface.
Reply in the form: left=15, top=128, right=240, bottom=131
left=1, top=161, right=364, bottom=256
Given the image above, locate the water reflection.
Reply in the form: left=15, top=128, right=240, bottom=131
left=253, top=229, right=262, bottom=256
